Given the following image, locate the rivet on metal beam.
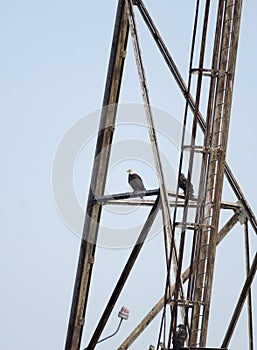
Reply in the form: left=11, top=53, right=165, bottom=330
left=120, top=49, right=127, bottom=58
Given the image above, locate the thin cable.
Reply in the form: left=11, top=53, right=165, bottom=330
left=83, top=319, right=123, bottom=349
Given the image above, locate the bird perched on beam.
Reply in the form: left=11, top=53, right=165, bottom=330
left=179, top=172, right=194, bottom=199
left=172, top=324, right=187, bottom=350
left=127, top=169, right=146, bottom=198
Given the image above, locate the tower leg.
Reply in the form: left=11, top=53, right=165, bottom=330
left=65, top=1, right=129, bottom=349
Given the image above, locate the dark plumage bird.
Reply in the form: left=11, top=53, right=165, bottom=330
left=179, top=173, right=194, bottom=199
left=172, top=324, right=187, bottom=350
left=127, top=169, right=146, bottom=198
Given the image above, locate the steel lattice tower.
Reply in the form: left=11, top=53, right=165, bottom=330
left=65, top=1, right=256, bottom=349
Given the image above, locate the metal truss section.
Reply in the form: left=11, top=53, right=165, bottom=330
left=64, top=1, right=256, bottom=349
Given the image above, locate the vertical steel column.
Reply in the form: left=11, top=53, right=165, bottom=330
left=190, top=0, right=243, bottom=346
left=201, top=0, right=243, bottom=345
left=189, top=0, right=226, bottom=344
left=136, top=0, right=257, bottom=236
left=171, top=0, right=211, bottom=333
left=65, top=1, right=129, bottom=349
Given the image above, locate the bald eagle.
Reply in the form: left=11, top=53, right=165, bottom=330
left=179, top=173, right=194, bottom=199
left=127, top=169, right=146, bottom=198
left=172, top=324, right=187, bottom=350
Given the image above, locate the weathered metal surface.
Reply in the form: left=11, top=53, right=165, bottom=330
left=216, top=212, right=240, bottom=245
left=189, top=0, right=227, bottom=340
left=65, top=0, right=256, bottom=349
left=117, top=267, right=190, bottom=350
left=125, top=0, right=174, bottom=267
left=170, top=0, right=212, bottom=342
left=125, top=0, right=184, bottom=319
left=221, top=253, right=257, bottom=348
left=94, top=188, right=160, bottom=202
left=117, top=212, right=239, bottom=349
left=104, top=199, right=240, bottom=210
left=244, top=219, right=254, bottom=350
left=199, top=0, right=243, bottom=345
left=135, top=0, right=257, bottom=236
left=85, top=196, right=160, bottom=349
left=95, top=189, right=240, bottom=210
left=65, top=1, right=129, bottom=349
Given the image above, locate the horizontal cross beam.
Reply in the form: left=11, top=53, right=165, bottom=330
left=95, top=190, right=241, bottom=211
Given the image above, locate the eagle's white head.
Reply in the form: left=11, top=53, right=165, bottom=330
left=177, top=324, right=185, bottom=329
left=126, top=169, right=135, bottom=174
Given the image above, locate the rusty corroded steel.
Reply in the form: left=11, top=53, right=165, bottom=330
left=195, top=0, right=243, bottom=345
left=221, top=253, right=257, bottom=348
left=117, top=212, right=240, bottom=349
left=189, top=0, right=244, bottom=346
left=171, top=0, right=212, bottom=342
left=86, top=196, right=160, bottom=349
left=65, top=1, right=129, bottom=349
left=244, top=219, right=254, bottom=350
left=125, top=0, right=186, bottom=324
left=65, top=1, right=256, bottom=349
left=125, top=0, right=174, bottom=268
left=136, top=0, right=257, bottom=235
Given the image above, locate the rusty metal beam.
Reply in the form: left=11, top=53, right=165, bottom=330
left=65, top=2, right=254, bottom=350
left=171, top=0, right=212, bottom=338
left=126, top=0, right=182, bottom=313
left=125, top=0, right=174, bottom=258
left=244, top=219, right=254, bottom=350
left=199, top=1, right=243, bottom=345
left=95, top=189, right=240, bottom=211
left=134, top=0, right=257, bottom=236
left=221, top=253, right=257, bottom=348
left=224, top=165, right=257, bottom=234
left=85, top=196, right=160, bottom=349
left=104, top=199, right=240, bottom=211
left=95, top=188, right=160, bottom=202
left=117, top=267, right=190, bottom=350
left=216, top=212, right=240, bottom=245
left=65, top=1, right=129, bottom=349
left=117, top=212, right=239, bottom=349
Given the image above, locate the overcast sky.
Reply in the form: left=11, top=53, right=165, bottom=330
left=1, top=1, right=256, bottom=349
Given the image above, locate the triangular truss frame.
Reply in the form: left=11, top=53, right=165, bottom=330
left=65, top=1, right=256, bottom=349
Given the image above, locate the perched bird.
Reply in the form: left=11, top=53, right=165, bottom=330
left=127, top=169, right=146, bottom=198
left=172, top=324, right=187, bottom=350
left=179, top=173, right=194, bottom=199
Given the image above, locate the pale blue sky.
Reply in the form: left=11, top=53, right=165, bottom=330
left=1, top=1, right=256, bottom=349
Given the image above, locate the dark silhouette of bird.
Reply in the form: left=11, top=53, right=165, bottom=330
left=127, top=169, right=146, bottom=198
left=179, top=173, right=194, bottom=199
left=172, top=324, right=187, bottom=350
